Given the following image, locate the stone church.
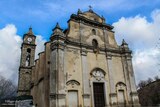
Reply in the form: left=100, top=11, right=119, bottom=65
left=17, top=9, right=140, bottom=107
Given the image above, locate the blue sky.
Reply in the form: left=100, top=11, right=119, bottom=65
left=0, top=0, right=160, bottom=39
left=0, top=0, right=160, bottom=84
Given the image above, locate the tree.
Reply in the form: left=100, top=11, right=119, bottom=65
left=154, top=75, right=159, bottom=81
left=138, top=80, right=147, bottom=89
left=138, top=77, right=160, bottom=106
left=0, top=75, right=17, bottom=100
left=147, top=78, right=153, bottom=84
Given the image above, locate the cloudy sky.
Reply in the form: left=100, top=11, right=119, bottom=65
left=0, top=0, right=160, bottom=85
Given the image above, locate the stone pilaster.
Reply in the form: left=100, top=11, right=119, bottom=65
left=107, top=54, right=115, bottom=93
left=50, top=41, right=66, bottom=107
left=50, top=23, right=66, bottom=107
left=121, top=55, right=131, bottom=107
left=126, top=56, right=140, bottom=107
left=121, top=39, right=140, bottom=107
left=106, top=53, right=117, bottom=106
left=81, top=48, right=91, bottom=107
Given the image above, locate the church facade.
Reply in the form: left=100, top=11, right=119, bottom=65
left=17, top=9, right=140, bottom=107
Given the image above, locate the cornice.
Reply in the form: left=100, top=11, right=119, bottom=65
left=65, top=38, right=132, bottom=54
left=22, top=43, right=36, bottom=46
left=68, top=14, right=113, bottom=30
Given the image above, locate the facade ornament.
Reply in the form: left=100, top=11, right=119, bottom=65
left=121, top=39, right=129, bottom=51
left=66, top=80, right=80, bottom=86
left=101, top=15, right=106, bottom=23
left=50, top=22, right=65, bottom=41
left=121, top=39, right=128, bottom=46
left=121, top=39, right=128, bottom=48
left=27, top=26, right=33, bottom=35
left=116, top=82, right=126, bottom=90
left=92, top=69, right=105, bottom=81
left=77, top=9, right=82, bottom=14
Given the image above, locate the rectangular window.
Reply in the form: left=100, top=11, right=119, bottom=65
left=118, top=90, right=125, bottom=106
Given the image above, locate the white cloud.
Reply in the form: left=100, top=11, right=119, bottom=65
left=0, top=24, right=22, bottom=84
left=0, top=24, right=46, bottom=84
left=35, top=35, right=46, bottom=59
left=133, top=48, right=160, bottom=82
left=113, top=9, right=160, bottom=84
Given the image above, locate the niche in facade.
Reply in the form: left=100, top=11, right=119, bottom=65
left=92, top=39, right=99, bottom=53
left=25, top=48, right=31, bottom=66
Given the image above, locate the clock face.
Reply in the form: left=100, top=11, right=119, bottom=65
left=27, top=37, right=32, bottom=42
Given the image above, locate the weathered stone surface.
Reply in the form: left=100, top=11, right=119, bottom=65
left=18, top=9, right=140, bottom=107
left=18, top=28, right=36, bottom=96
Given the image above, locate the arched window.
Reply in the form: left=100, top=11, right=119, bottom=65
left=92, top=29, right=96, bottom=35
left=27, top=48, right=31, bottom=53
left=92, top=39, right=98, bottom=49
left=92, top=39, right=99, bottom=53
left=25, top=48, right=31, bottom=66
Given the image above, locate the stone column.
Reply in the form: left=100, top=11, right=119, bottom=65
left=81, top=48, right=91, bottom=107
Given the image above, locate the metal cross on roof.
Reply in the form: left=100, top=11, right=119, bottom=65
left=89, top=5, right=92, bottom=10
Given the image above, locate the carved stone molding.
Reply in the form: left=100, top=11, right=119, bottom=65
left=50, top=40, right=66, bottom=51
left=50, top=93, right=66, bottom=99
left=116, top=82, right=126, bottom=90
left=109, top=93, right=117, bottom=97
left=81, top=49, right=87, bottom=56
left=66, top=80, right=80, bottom=86
left=130, top=91, right=138, bottom=96
left=107, top=55, right=112, bottom=60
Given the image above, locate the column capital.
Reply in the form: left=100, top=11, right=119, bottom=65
left=50, top=40, right=66, bottom=51
left=50, top=93, right=66, bottom=99
left=82, top=94, right=90, bottom=98
left=106, top=52, right=112, bottom=59
left=107, top=55, right=112, bottom=59
left=109, top=93, right=117, bottom=97
left=81, top=48, right=88, bottom=56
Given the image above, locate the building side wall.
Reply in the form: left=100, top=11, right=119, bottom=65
left=44, top=42, right=51, bottom=107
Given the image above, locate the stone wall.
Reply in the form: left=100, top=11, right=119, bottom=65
left=29, top=9, right=140, bottom=107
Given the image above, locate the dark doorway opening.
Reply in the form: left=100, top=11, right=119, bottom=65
left=93, top=83, right=105, bottom=107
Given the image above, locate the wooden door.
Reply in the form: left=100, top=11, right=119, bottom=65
left=93, top=83, right=105, bottom=107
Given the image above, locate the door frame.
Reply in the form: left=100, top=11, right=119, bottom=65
left=90, top=81, right=108, bottom=107
left=93, top=82, right=105, bottom=107
left=90, top=68, right=109, bottom=107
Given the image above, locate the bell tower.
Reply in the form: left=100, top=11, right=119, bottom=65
left=18, top=27, right=36, bottom=96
